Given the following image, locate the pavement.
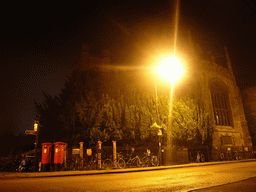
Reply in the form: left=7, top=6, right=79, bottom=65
left=1, top=159, right=256, bottom=180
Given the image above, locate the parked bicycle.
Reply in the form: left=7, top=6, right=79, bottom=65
left=225, top=150, right=233, bottom=161
left=217, top=151, right=225, bottom=161
left=233, top=151, right=242, bottom=160
left=141, top=152, right=158, bottom=167
left=124, top=154, right=143, bottom=168
left=103, top=152, right=126, bottom=169
left=83, top=154, right=102, bottom=170
left=196, top=151, right=205, bottom=162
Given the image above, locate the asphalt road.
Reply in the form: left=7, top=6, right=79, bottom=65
left=1, top=161, right=256, bottom=191
left=190, top=177, right=256, bottom=192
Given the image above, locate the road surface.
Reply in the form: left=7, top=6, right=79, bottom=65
left=1, top=161, right=256, bottom=191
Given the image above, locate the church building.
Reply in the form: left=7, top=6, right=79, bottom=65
left=192, top=47, right=252, bottom=152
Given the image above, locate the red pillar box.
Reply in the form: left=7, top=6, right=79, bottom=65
left=54, top=142, right=65, bottom=171
left=41, top=143, right=52, bottom=172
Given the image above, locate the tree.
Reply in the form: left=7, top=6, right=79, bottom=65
left=76, top=93, right=129, bottom=145
left=34, top=92, right=62, bottom=143
left=35, top=64, right=213, bottom=149
left=34, top=74, right=85, bottom=145
left=76, top=93, right=111, bottom=145
left=75, top=84, right=213, bottom=149
left=171, top=97, right=213, bottom=147
left=57, top=75, right=84, bottom=146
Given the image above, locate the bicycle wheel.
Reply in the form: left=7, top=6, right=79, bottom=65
left=87, top=161, right=97, bottom=170
left=118, top=158, right=126, bottom=169
left=200, top=154, right=205, bottom=162
left=141, top=157, right=149, bottom=167
left=151, top=156, right=158, bottom=166
left=103, top=159, right=113, bottom=170
left=136, top=158, right=143, bottom=167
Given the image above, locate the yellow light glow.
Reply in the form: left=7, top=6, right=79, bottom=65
left=156, top=57, right=183, bottom=82
left=34, top=121, right=38, bottom=132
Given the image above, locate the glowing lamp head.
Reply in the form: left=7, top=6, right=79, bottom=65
left=34, top=121, right=39, bottom=132
left=156, top=57, right=183, bottom=83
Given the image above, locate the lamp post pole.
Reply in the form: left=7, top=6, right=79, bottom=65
left=156, top=56, right=183, bottom=165
left=150, top=122, right=161, bottom=165
left=157, top=127, right=162, bottom=166
left=34, top=120, right=39, bottom=172
left=166, top=82, right=175, bottom=165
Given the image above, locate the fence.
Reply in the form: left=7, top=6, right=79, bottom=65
left=65, top=145, right=159, bottom=171
left=39, top=142, right=256, bottom=171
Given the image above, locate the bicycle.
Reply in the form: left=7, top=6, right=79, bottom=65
left=225, top=150, right=233, bottom=161
left=103, top=152, right=126, bottom=170
left=196, top=151, right=205, bottom=163
left=233, top=151, right=241, bottom=160
left=84, top=154, right=102, bottom=170
left=124, top=154, right=143, bottom=168
left=141, top=153, right=158, bottom=167
left=217, top=151, right=224, bottom=161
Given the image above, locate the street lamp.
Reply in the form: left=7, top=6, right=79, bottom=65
left=156, top=57, right=183, bottom=83
left=34, top=120, right=39, bottom=172
left=156, top=56, right=183, bottom=165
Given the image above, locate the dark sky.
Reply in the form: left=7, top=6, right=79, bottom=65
left=1, top=0, right=256, bottom=135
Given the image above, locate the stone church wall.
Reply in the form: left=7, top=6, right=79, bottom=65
left=196, top=59, right=252, bottom=149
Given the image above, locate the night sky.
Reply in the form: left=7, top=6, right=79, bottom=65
left=1, top=0, right=255, bottom=135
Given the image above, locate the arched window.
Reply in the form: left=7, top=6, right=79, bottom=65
left=209, top=80, right=233, bottom=126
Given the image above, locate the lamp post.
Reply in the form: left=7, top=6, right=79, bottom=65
left=150, top=122, right=162, bottom=166
left=34, top=120, right=39, bottom=172
left=156, top=56, right=183, bottom=165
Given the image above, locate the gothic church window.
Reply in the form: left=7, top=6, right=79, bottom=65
left=210, top=80, right=233, bottom=126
